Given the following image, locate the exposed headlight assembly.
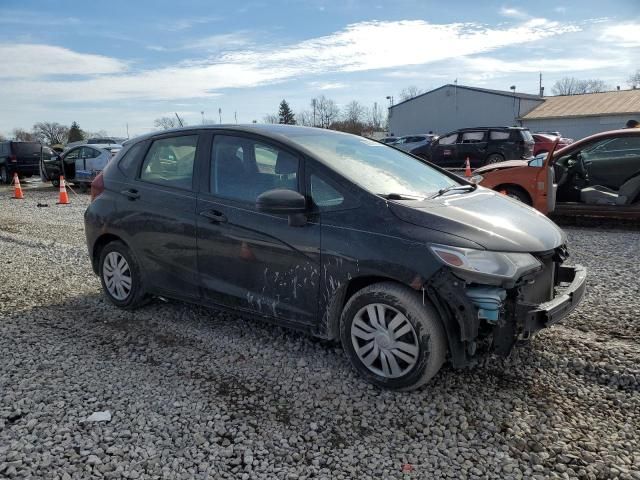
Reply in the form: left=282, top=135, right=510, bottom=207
left=430, top=244, right=542, bottom=284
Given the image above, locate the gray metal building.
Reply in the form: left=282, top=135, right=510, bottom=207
left=520, top=89, right=640, bottom=140
left=387, top=84, right=543, bottom=136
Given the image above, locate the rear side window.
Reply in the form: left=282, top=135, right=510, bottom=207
left=438, top=133, right=457, bottom=145
left=461, top=131, right=485, bottom=143
left=13, top=143, right=43, bottom=155
left=489, top=131, right=510, bottom=140
left=140, top=135, right=197, bottom=190
left=118, top=142, right=146, bottom=177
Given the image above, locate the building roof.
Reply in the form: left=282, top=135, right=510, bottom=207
left=521, top=89, right=640, bottom=120
left=390, top=84, right=542, bottom=109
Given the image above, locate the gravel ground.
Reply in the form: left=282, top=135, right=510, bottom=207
left=1, top=186, right=639, bottom=480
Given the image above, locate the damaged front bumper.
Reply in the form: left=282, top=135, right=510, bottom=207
left=426, top=263, right=587, bottom=368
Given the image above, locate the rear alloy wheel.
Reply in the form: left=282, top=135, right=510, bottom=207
left=340, top=282, right=447, bottom=391
left=486, top=153, right=504, bottom=164
left=99, top=241, right=147, bottom=309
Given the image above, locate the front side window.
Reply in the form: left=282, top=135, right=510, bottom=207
left=140, top=135, right=197, bottom=190
left=290, top=130, right=459, bottom=199
left=583, top=136, right=640, bottom=159
left=211, top=135, right=299, bottom=203
left=64, top=148, right=81, bottom=161
left=438, top=133, right=458, bottom=145
left=311, top=174, right=344, bottom=208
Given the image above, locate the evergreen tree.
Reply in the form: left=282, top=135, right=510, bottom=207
left=67, top=121, right=84, bottom=143
left=278, top=100, right=296, bottom=125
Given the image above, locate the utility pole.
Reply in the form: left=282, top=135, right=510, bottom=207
left=201, top=111, right=204, bottom=125
left=312, top=98, right=317, bottom=127
left=234, top=111, right=238, bottom=123
left=126, top=123, right=129, bottom=139
left=218, top=108, right=222, bottom=124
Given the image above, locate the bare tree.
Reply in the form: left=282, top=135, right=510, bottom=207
left=32, top=122, right=69, bottom=144
left=551, top=77, right=609, bottom=95
left=628, top=70, right=640, bottom=89
left=312, top=95, right=340, bottom=128
left=296, top=110, right=314, bottom=126
left=0, top=132, right=5, bottom=141
left=12, top=128, right=36, bottom=142
left=398, top=86, right=424, bottom=102
left=343, top=100, right=367, bottom=125
left=262, top=114, right=279, bottom=124
left=154, top=116, right=180, bottom=130
left=369, top=102, right=385, bottom=131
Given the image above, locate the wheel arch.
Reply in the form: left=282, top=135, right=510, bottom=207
left=91, top=233, right=127, bottom=274
left=493, top=183, right=533, bottom=205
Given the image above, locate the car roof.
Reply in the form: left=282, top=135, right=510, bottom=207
left=553, top=128, right=640, bottom=156
left=457, top=126, right=526, bottom=131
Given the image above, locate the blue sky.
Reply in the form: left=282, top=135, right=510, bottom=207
left=0, top=0, right=638, bottom=138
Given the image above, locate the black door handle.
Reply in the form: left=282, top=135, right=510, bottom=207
left=120, top=189, right=140, bottom=200
left=200, top=209, right=227, bottom=223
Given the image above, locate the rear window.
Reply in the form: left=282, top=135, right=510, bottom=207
left=13, top=143, right=43, bottom=155
left=520, top=130, right=534, bottom=142
left=118, top=142, right=147, bottom=177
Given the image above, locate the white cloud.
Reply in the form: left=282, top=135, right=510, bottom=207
left=600, top=23, right=640, bottom=47
left=499, top=7, right=528, bottom=19
left=461, top=55, right=621, bottom=74
left=307, top=81, right=347, bottom=90
left=0, top=19, right=583, bottom=102
left=0, top=44, right=127, bottom=78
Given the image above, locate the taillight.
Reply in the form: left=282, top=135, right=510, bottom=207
left=91, top=172, right=105, bottom=201
left=9, top=154, right=17, bottom=163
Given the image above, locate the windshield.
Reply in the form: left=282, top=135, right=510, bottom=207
left=289, top=130, right=459, bottom=198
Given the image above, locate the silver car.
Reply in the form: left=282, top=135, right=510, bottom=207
left=41, top=143, right=122, bottom=187
left=392, top=134, right=436, bottom=153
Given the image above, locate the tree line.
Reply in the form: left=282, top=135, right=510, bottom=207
left=3, top=121, right=108, bottom=145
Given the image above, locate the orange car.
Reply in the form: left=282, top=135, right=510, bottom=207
left=473, top=129, right=640, bottom=218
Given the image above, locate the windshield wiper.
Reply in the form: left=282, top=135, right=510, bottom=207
left=379, top=193, right=423, bottom=200
left=429, top=184, right=476, bottom=199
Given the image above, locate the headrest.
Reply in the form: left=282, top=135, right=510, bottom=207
left=275, top=151, right=298, bottom=175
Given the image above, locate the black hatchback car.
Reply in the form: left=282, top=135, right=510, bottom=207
left=85, top=125, right=585, bottom=390
left=414, top=126, right=535, bottom=168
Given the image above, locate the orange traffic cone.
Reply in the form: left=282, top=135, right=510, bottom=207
left=57, top=176, right=70, bottom=205
left=464, top=157, right=472, bottom=177
left=12, top=173, right=24, bottom=199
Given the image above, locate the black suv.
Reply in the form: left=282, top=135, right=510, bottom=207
left=85, top=125, right=585, bottom=390
left=0, top=141, right=52, bottom=184
left=414, top=127, right=534, bottom=168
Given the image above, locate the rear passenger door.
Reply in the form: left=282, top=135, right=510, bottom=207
left=196, top=132, right=320, bottom=325
left=114, top=132, right=202, bottom=300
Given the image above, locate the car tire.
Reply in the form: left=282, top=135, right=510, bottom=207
left=51, top=178, right=60, bottom=188
left=0, top=166, right=8, bottom=184
left=486, top=153, right=504, bottom=164
left=340, top=282, right=447, bottom=391
left=502, top=186, right=532, bottom=206
left=98, top=241, right=148, bottom=309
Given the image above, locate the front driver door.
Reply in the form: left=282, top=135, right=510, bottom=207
left=196, top=132, right=320, bottom=326
left=456, top=130, right=488, bottom=168
left=428, top=132, right=458, bottom=166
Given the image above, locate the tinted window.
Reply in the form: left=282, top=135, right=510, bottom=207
left=583, top=136, right=640, bottom=160
left=461, top=131, right=485, bottom=142
left=211, top=135, right=298, bottom=203
left=438, top=133, right=457, bottom=145
left=13, top=143, right=43, bottom=155
left=520, top=130, right=534, bottom=142
left=490, top=130, right=510, bottom=140
left=290, top=131, right=458, bottom=198
left=140, top=135, right=197, bottom=190
left=118, top=142, right=146, bottom=177
left=311, top=174, right=344, bottom=208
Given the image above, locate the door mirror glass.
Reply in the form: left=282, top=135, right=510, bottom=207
left=256, top=188, right=307, bottom=214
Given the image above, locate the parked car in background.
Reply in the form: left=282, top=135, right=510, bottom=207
left=85, top=124, right=585, bottom=390
left=379, top=136, right=398, bottom=144
left=533, top=133, right=573, bottom=156
left=475, top=129, right=640, bottom=218
left=417, top=127, right=534, bottom=168
left=42, top=143, right=122, bottom=188
left=392, top=134, right=436, bottom=155
left=0, top=141, right=53, bottom=184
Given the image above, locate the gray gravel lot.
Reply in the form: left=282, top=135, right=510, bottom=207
left=1, top=185, right=639, bottom=479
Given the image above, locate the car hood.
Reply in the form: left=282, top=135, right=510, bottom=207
left=388, top=188, right=566, bottom=253
left=473, top=159, right=528, bottom=174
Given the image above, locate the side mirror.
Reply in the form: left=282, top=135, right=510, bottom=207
left=257, top=189, right=307, bottom=226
